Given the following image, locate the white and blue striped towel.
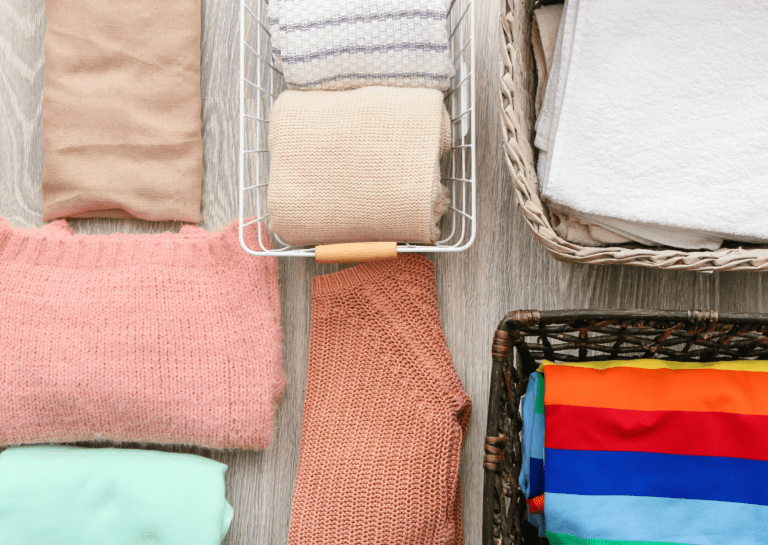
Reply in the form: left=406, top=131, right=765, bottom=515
left=268, top=0, right=453, bottom=91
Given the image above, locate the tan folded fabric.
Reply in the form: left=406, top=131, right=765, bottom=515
left=532, top=3, right=564, bottom=116
left=268, top=87, right=451, bottom=246
left=42, top=0, right=203, bottom=223
left=550, top=210, right=633, bottom=246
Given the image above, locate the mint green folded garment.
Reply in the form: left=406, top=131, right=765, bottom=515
left=0, top=446, right=233, bottom=545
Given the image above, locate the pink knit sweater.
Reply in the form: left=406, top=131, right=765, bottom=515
left=0, top=218, right=283, bottom=450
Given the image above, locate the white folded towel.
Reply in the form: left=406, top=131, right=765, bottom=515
left=535, top=0, right=577, bottom=185
left=533, top=1, right=631, bottom=246
left=268, top=0, right=453, bottom=91
left=536, top=0, right=768, bottom=250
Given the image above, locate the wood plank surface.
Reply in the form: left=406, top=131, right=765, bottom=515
left=1, top=0, right=766, bottom=543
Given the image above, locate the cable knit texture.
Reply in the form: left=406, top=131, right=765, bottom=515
left=0, top=218, right=283, bottom=450
left=268, top=0, right=452, bottom=91
left=289, top=254, right=471, bottom=545
left=268, top=87, right=452, bottom=246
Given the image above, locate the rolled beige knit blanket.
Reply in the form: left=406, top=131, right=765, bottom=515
left=267, top=86, right=451, bottom=246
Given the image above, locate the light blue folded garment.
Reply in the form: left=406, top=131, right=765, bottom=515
left=520, top=371, right=546, bottom=537
left=520, top=371, right=545, bottom=498
left=0, top=446, right=233, bottom=545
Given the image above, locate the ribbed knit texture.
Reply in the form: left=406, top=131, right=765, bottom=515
left=268, top=87, right=452, bottom=246
left=0, top=218, right=283, bottom=450
left=268, top=0, right=452, bottom=91
left=289, top=254, right=471, bottom=545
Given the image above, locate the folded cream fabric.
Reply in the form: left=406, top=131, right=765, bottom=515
left=536, top=0, right=768, bottom=250
left=535, top=0, right=575, bottom=170
left=41, top=0, right=203, bottom=223
left=268, top=86, right=451, bottom=246
left=532, top=4, right=563, bottom=116
left=549, top=211, right=632, bottom=247
left=532, top=2, right=630, bottom=246
left=548, top=204, right=723, bottom=249
left=268, top=0, right=453, bottom=91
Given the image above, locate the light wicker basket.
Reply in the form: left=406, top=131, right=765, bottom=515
left=239, top=0, right=476, bottom=259
left=500, top=0, right=768, bottom=272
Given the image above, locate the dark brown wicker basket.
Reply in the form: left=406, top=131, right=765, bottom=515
left=482, top=309, right=768, bottom=545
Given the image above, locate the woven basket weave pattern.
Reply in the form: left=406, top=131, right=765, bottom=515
left=482, top=309, right=768, bottom=545
left=499, top=0, right=768, bottom=271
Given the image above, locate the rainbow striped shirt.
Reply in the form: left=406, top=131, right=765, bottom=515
left=522, top=359, right=768, bottom=545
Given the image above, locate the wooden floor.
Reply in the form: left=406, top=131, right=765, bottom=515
left=3, top=0, right=768, bottom=543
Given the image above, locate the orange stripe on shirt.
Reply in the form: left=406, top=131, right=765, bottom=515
left=528, top=494, right=544, bottom=515
left=543, top=364, right=768, bottom=416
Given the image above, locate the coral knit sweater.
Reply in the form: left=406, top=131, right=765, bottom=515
left=289, top=255, right=471, bottom=545
left=0, top=218, right=283, bottom=450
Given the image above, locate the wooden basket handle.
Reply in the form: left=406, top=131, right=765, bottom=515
left=315, top=242, right=398, bottom=264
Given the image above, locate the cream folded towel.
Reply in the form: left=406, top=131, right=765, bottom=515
left=532, top=2, right=631, bottom=246
left=536, top=0, right=768, bottom=250
left=536, top=0, right=721, bottom=250
left=267, top=87, right=451, bottom=246
left=532, top=4, right=563, bottom=117
left=549, top=211, right=632, bottom=247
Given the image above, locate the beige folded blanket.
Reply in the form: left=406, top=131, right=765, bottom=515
left=267, top=87, right=451, bottom=246
left=41, top=0, right=203, bottom=223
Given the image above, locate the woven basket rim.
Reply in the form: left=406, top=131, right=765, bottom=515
left=498, top=309, right=768, bottom=329
left=499, top=0, right=768, bottom=272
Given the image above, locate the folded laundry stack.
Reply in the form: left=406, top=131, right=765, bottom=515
left=520, top=359, right=768, bottom=544
left=266, top=0, right=455, bottom=248
left=42, top=0, right=203, bottom=222
left=0, top=218, right=283, bottom=450
left=534, top=0, right=768, bottom=250
left=0, top=446, right=232, bottom=545
left=268, top=87, right=451, bottom=245
left=268, top=0, right=453, bottom=91
left=530, top=3, right=629, bottom=247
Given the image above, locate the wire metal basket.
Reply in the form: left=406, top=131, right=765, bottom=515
left=238, top=0, right=476, bottom=257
